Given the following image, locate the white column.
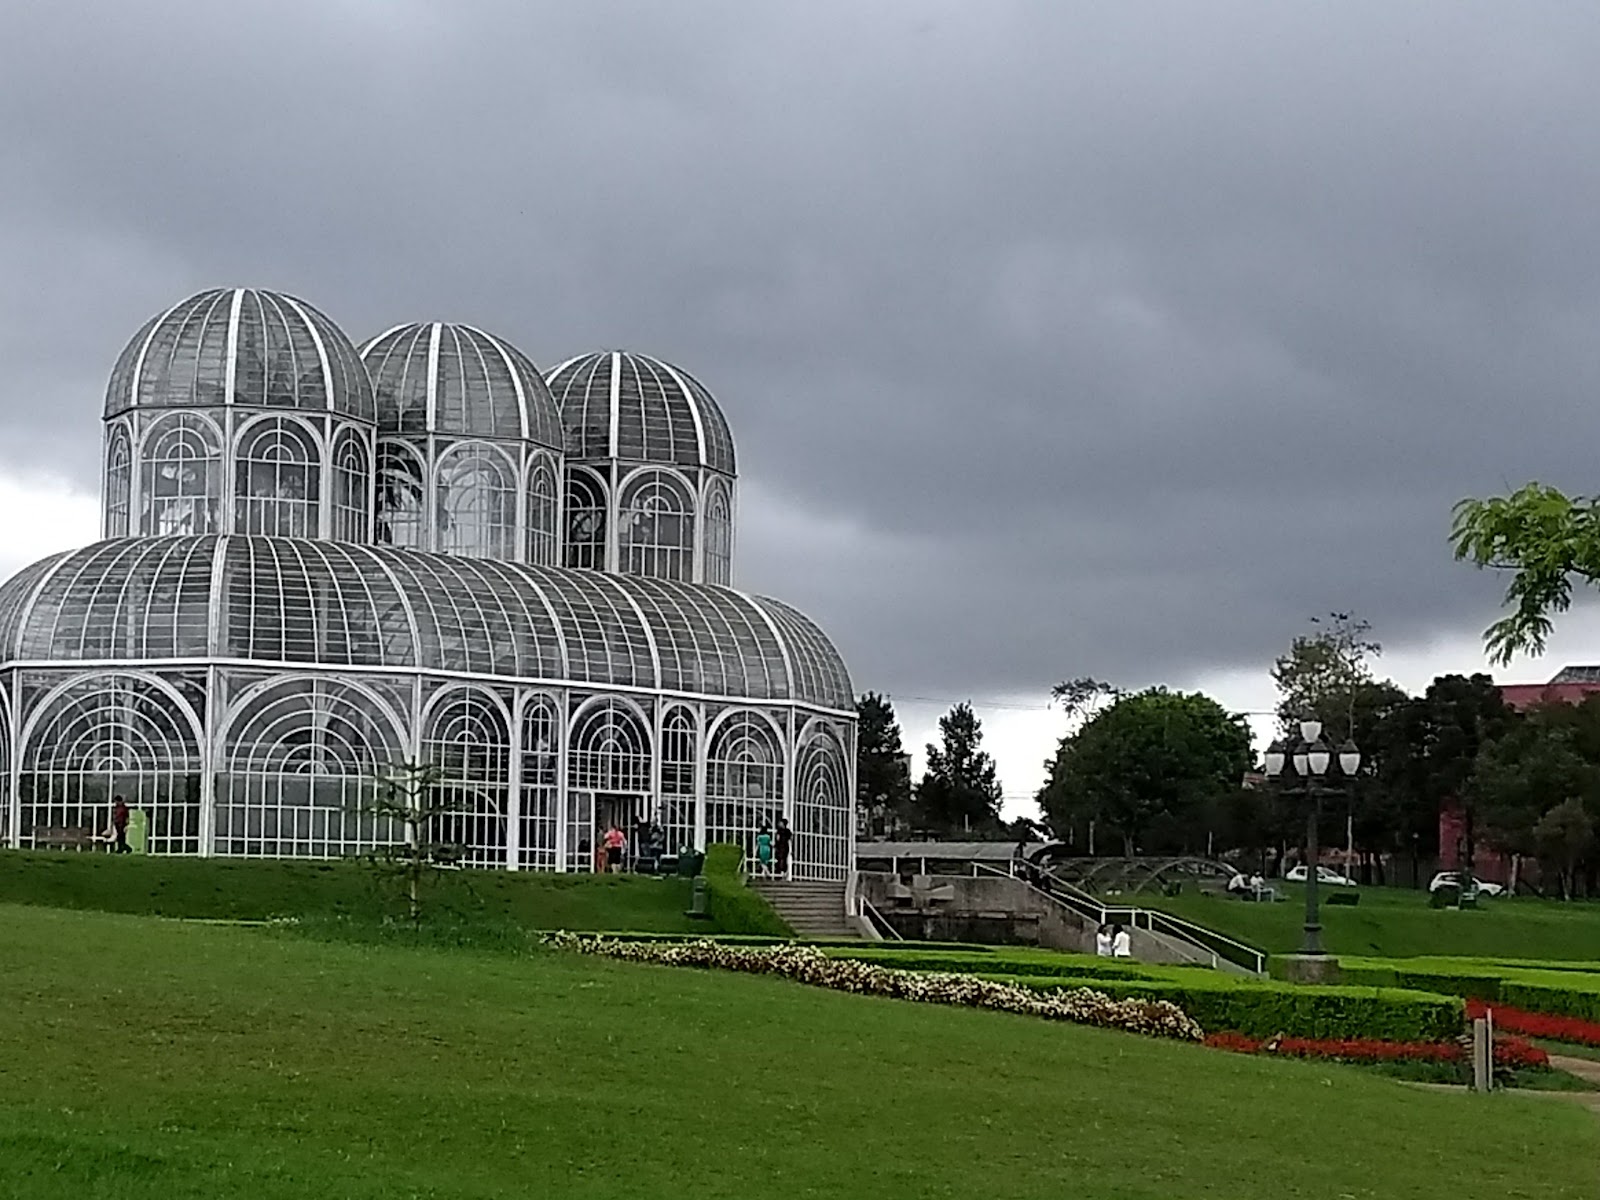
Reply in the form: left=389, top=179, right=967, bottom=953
left=6, top=672, right=19, bottom=849
left=198, top=664, right=221, bottom=856
left=554, top=691, right=570, bottom=871
left=692, top=701, right=708, bottom=850
left=506, top=692, right=523, bottom=871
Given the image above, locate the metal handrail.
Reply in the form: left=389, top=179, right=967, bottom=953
left=966, top=860, right=1266, bottom=976
left=858, top=896, right=903, bottom=941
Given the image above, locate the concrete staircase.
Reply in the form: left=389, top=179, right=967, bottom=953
left=753, top=879, right=857, bottom=939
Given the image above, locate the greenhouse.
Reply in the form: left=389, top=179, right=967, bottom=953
left=0, top=287, right=856, bottom=879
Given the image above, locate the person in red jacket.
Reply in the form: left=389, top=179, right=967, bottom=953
left=109, top=795, right=131, bottom=854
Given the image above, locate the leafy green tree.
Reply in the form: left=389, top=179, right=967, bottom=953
left=1396, top=674, right=1515, bottom=887
left=913, top=702, right=1003, bottom=836
left=1534, top=798, right=1595, bottom=900
left=855, top=692, right=912, bottom=838
left=1451, top=483, right=1600, bottom=663
left=1270, top=612, right=1383, bottom=740
left=1037, top=688, right=1253, bottom=856
left=1473, top=713, right=1592, bottom=884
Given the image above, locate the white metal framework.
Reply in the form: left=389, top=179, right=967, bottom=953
left=546, top=351, right=737, bottom=585
left=2, top=286, right=857, bottom=879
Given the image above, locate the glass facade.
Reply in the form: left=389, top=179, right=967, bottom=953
left=1, top=287, right=855, bottom=880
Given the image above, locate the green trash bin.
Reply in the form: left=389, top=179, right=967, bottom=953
left=677, top=848, right=703, bottom=877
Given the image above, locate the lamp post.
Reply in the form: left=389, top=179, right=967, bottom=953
left=1263, top=720, right=1361, bottom=956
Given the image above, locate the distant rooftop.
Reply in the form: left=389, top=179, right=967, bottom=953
left=1548, top=665, right=1600, bottom=684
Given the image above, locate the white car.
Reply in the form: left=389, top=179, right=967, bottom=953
left=1428, top=872, right=1506, bottom=898
left=1284, top=865, right=1356, bottom=886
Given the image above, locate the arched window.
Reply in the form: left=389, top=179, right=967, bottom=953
left=104, top=424, right=132, bottom=537
left=436, top=442, right=516, bottom=560
left=330, top=429, right=370, bottom=542
left=375, top=441, right=427, bottom=549
left=619, top=469, right=695, bottom=581
left=218, top=677, right=404, bottom=858
left=660, top=706, right=698, bottom=855
left=519, top=693, right=560, bottom=870
left=20, top=673, right=204, bottom=855
left=526, top=455, right=559, bottom=566
left=235, top=417, right=320, bottom=537
left=703, top=479, right=732, bottom=586
left=565, top=469, right=607, bottom=571
left=706, top=711, right=783, bottom=862
left=140, top=413, right=222, bottom=536
left=567, top=699, right=651, bottom=871
left=795, top=726, right=850, bottom=881
left=422, top=688, right=511, bottom=870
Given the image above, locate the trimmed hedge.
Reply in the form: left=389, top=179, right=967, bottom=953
left=989, top=974, right=1464, bottom=1042
left=701, top=844, right=794, bottom=937
left=1341, top=957, right=1600, bottom=1024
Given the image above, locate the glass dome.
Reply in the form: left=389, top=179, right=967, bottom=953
left=546, top=351, right=736, bottom=475
left=104, top=288, right=375, bottom=422
left=0, top=536, right=853, bottom=710
left=359, top=323, right=564, bottom=449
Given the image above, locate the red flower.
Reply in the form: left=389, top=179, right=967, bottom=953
left=1465, top=1000, right=1600, bottom=1049
left=1201, top=1030, right=1547, bottom=1069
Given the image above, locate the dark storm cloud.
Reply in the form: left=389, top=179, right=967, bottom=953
left=3, top=1, right=1599, bottom=700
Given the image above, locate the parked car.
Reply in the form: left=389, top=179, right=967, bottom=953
left=1427, top=872, right=1505, bottom=897
left=1284, top=865, right=1356, bottom=886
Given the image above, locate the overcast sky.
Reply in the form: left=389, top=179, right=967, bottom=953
left=5, top=2, right=1600, bottom=808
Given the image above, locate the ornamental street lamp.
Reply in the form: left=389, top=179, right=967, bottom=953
left=1263, top=720, right=1362, bottom=956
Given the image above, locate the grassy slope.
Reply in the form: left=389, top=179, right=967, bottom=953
left=0, top=849, right=699, bottom=931
left=2, top=905, right=1597, bottom=1200
left=1139, top=884, right=1600, bottom=959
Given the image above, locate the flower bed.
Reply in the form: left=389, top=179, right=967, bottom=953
left=1465, top=999, right=1600, bottom=1048
left=995, top=974, right=1464, bottom=1042
left=542, top=933, right=1202, bottom=1041
left=1203, top=1031, right=1549, bottom=1069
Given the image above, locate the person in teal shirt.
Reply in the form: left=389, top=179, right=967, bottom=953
left=755, top=826, right=775, bottom=876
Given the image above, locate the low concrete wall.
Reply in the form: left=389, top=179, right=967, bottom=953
left=858, top=872, right=1096, bottom=952
left=856, top=872, right=1228, bottom=968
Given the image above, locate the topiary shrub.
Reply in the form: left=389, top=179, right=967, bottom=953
left=701, top=843, right=794, bottom=937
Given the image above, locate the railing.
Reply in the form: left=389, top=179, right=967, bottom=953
left=858, top=896, right=903, bottom=941
left=967, top=861, right=1267, bottom=976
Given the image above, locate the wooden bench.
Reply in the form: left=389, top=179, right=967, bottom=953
left=30, top=826, right=101, bottom=851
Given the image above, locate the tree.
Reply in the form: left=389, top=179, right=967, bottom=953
left=1473, top=712, right=1592, bottom=891
left=855, top=692, right=912, bottom=838
left=1270, top=612, right=1382, bottom=740
left=1050, top=676, right=1122, bottom=724
left=1534, top=798, right=1595, bottom=901
left=360, top=761, right=458, bottom=923
left=1451, top=483, right=1600, bottom=664
left=1036, top=688, right=1253, bottom=856
left=913, top=702, right=1003, bottom=836
left=1399, top=674, right=1515, bottom=888
left=1271, top=614, right=1407, bottom=877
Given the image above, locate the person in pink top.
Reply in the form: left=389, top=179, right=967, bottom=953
left=603, top=823, right=627, bottom=874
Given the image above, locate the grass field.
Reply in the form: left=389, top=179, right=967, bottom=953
left=0, top=849, right=700, bottom=931
left=1138, top=884, right=1600, bottom=960
left=2, top=905, right=1597, bottom=1199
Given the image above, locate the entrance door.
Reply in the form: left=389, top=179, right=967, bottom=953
left=568, top=791, right=651, bottom=871
left=594, top=792, right=648, bottom=871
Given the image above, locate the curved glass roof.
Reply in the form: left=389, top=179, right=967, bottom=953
left=105, top=288, right=375, bottom=422
left=0, top=537, right=851, bottom=711
left=545, top=350, right=736, bottom=475
left=359, top=323, right=564, bottom=449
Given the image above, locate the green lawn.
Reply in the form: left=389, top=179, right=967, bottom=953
left=0, top=848, right=700, bottom=932
left=1139, top=884, right=1600, bottom=960
left=1, top=905, right=1597, bottom=1199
